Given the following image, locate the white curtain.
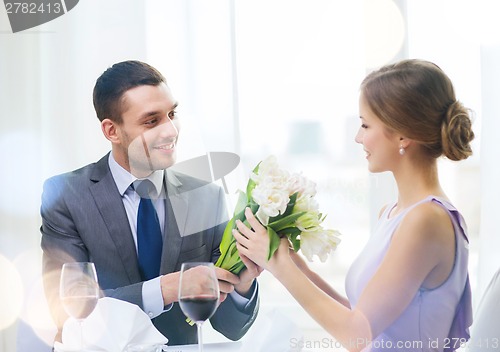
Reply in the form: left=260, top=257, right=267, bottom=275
left=1, top=1, right=149, bottom=350
left=478, top=44, right=500, bottom=295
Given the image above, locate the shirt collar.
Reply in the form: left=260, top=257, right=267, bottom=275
left=108, top=153, right=164, bottom=197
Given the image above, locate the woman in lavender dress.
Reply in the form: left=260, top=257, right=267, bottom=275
left=233, top=59, right=475, bottom=351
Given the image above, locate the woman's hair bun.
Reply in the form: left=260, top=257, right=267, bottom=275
left=441, top=100, right=475, bottom=161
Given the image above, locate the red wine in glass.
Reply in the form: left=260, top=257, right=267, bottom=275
left=179, top=295, right=218, bottom=322
left=178, top=262, right=220, bottom=352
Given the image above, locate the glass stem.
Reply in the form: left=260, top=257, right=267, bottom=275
left=79, top=320, right=84, bottom=349
left=196, top=322, right=203, bottom=352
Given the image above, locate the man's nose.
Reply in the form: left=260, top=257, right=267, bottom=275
left=159, top=118, right=179, bottom=137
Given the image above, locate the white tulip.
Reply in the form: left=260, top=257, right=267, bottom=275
left=300, top=228, right=341, bottom=262
left=288, top=172, right=317, bottom=198
left=252, top=184, right=290, bottom=225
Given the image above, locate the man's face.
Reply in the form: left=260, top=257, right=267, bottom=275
left=113, top=83, right=180, bottom=177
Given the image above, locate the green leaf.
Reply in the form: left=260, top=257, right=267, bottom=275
left=267, top=192, right=299, bottom=224
left=232, top=198, right=258, bottom=224
left=267, top=226, right=281, bottom=260
left=268, top=211, right=306, bottom=232
left=217, top=241, right=241, bottom=272
left=319, top=213, right=327, bottom=222
left=230, top=242, right=238, bottom=256
left=234, top=190, right=248, bottom=216
left=289, top=232, right=301, bottom=252
left=218, top=204, right=260, bottom=271
left=230, top=261, right=246, bottom=275
left=215, top=217, right=237, bottom=268
left=278, top=227, right=301, bottom=237
left=282, top=192, right=299, bottom=217
left=249, top=200, right=259, bottom=213
left=246, top=162, right=261, bottom=202
left=232, top=201, right=259, bottom=225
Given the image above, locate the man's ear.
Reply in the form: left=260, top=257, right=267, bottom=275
left=101, top=118, right=120, bottom=144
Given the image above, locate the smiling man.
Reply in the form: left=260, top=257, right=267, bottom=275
left=40, top=60, right=260, bottom=347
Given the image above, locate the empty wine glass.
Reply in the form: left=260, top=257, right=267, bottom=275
left=60, top=262, right=99, bottom=350
left=178, top=262, right=220, bottom=352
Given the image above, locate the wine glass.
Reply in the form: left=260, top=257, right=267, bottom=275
left=178, top=262, right=220, bottom=352
left=60, top=262, right=99, bottom=350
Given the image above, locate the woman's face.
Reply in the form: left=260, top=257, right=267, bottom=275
left=355, top=93, right=401, bottom=173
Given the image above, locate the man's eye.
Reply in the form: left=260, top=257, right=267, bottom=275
left=145, top=118, right=158, bottom=125
left=168, top=110, right=177, bottom=119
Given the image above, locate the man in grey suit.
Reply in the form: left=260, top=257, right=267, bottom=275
left=40, top=60, right=260, bottom=346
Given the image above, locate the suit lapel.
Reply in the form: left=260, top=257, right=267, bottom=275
left=89, top=154, right=142, bottom=283
left=161, top=170, right=188, bottom=273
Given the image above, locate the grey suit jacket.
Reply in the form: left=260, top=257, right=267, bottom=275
left=40, top=153, right=258, bottom=346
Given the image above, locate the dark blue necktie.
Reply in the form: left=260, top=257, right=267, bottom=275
left=134, top=180, right=163, bottom=281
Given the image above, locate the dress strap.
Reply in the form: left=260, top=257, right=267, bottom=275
left=429, top=196, right=470, bottom=244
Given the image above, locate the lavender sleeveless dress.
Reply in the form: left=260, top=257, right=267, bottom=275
left=345, top=196, right=472, bottom=351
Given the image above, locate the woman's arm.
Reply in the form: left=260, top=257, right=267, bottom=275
left=288, top=203, right=392, bottom=309
left=289, top=250, right=350, bottom=308
left=234, top=204, right=454, bottom=351
left=236, top=231, right=371, bottom=351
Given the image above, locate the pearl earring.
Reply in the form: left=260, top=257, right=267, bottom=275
left=399, top=145, right=405, bottom=155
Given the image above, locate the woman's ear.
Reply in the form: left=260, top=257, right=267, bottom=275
left=399, top=137, right=411, bottom=149
left=101, top=119, right=120, bottom=144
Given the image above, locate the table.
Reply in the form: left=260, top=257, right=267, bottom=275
left=163, top=341, right=242, bottom=351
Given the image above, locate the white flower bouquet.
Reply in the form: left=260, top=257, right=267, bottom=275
left=215, top=156, right=341, bottom=274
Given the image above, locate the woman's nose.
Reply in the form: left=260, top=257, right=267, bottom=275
left=354, top=127, right=363, bottom=144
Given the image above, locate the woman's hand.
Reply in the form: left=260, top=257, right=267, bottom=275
left=233, top=208, right=292, bottom=274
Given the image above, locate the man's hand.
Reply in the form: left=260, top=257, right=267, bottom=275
left=159, top=261, right=261, bottom=307
left=214, top=267, right=242, bottom=303
left=234, top=253, right=262, bottom=297
left=160, top=266, right=240, bottom=306
left=160, top=272, right=181, bottom=306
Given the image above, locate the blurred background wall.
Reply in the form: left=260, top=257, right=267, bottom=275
left=1, top=0, right=498, bottom=350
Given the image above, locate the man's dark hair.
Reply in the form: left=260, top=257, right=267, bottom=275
left=93, top=60, right=166, bottom=123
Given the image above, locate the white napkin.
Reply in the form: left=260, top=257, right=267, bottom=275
left=239, top=309, right=303, bottom=352
left=54, top=297, right=168, bottom=352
